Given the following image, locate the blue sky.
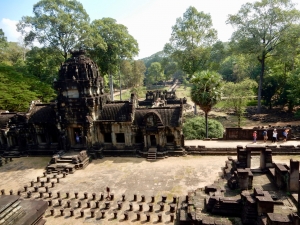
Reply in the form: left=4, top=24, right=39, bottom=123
left=1, top=0, right=299, bottom=59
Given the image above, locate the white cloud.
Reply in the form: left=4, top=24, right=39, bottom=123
left=0, top=18, right=21, bottom=42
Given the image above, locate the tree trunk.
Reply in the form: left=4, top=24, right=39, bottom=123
left=109, top=73, right=114, bottom=101
left=205, top=112, right=208, bottom=138
left=257, top=54, right=265, bottom=113
left=119, top=69, right=122, bottom=101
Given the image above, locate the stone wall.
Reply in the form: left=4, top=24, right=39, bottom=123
left=225, top=127, right=292, bottom=140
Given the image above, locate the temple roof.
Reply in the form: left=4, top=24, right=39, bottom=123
left=57, top=50, right=100, bottom=81
left=27, top=104, right=56, bottom=124
left=134, top=107, right=182, bottom=127
left=0, top=113, right=17, bottom=129
left=98, top=102, right=132, bottom=122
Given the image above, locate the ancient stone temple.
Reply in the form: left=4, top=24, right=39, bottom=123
left=0, top=50, right=185, bottom=159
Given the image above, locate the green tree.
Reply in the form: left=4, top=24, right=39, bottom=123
left=219, top=54, right=258, bottom=82
left=161, top=58, right=177, bottom=84
left=227, top=0, right=300, bottom=113
left=0, top=29, right=8, bottom=62
left=89, top=18, right=138, bottom=100
left=165, top=6, right=217, bottom=75
left=132, top=60, right=146, bottom=88
left=17, top=0, right=93, bottom=60
left=223, top=79, right=257, bottom=127
left=146, top=62, right=164, bottom=86
left=183, top=116, right=224, bottom=139
left=1, top=42, right=26, bottom=65
left=0, top=64, right=38, bottom=111
left=209, top=41, right=228, bottom=71
left=25, top=47, right=63, bottom=84
left=120, top=60, right=133, bottom=88
left=190, top=70, right=223, bottom=138
left=286, top=68, right=300, bottom=110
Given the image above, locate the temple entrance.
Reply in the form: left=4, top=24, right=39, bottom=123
left=150, top=135, right=156, bottom=146
left=73, top=128, right=82, bottom=145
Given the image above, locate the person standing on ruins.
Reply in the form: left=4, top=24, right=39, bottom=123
left=272, top=129, right=278, bottom=143
left=253, top=131, right=257, bottom=143
left=283, top=129, right=288, bottom=142
left=263, top=130, right=268, bottom=142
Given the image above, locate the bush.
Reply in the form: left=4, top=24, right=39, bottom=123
left=183, top=116, right=224, bottom=140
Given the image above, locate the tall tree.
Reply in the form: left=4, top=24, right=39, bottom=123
left=0, top=28, right=7, bottom=62
left=132, top=60, right=146, bottom=88
left=0, top=64, right=38, bottom=111
left=227, top=0, right=300, bottom=113
left=89, top=18, right=139, bottom=100
left=165, top=6, right=217, bottom=75
left=146, top=62, right=164, bottom=86
left=120, top=60, right=133, bottom=88
left=190, top=70, right=223, bottom=138
left=25, top=47, right=63, bottom=84
left=223, top=79, right=257, bottom=127
left=17, top=0, right=94, bottom=60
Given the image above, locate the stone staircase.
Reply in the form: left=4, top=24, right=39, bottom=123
left=0, top=196, right=25, bottom=225
left=147, top=148, right=157, bottom=161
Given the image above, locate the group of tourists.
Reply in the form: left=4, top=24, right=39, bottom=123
left=252, top=128, right=289, bottom=143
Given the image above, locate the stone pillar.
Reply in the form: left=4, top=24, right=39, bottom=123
left=111, top=133, right=116, bottom=145
left=297, top=180, right=300, bottom=216
left=289, top=159, right=299, bottom=192
left=237, top=169, right=249, bottom=190
left=265, top=149, right=273, bottom=168
left=246, top=148, right=251, bottom=168
left=144, top=135, right=147, bottom=148
left=275, top=163, right=288, bottom=190
left=260, top=148, right=266, bottom=170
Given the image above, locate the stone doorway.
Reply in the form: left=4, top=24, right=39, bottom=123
left=150, top=135, right=156, bottom=146
left=73, top=128, right=82, bottom=145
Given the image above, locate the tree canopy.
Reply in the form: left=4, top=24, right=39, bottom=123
left=164, top=6, right=217, bottom=75
left=17, top=0, right=93, bottom=59
left=89, top=17, right=139, bottom=99
left=190, top=70, right=223, bottom=137
left=223, top=79, right=257, bottom=127
left=227, top=0, right=300, bottom=112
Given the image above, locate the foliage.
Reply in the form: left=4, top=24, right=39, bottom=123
left=286, top=68, right=300, bottom=110
left=183, top=116, right=224, bottom=139
left=0, top=64, right=37, bottom=111
left=223, top=79, right=257, bottom=127
left=25, top=47, right=63, bottom=84
left=190, top=70, right=223, bottom=137
left=89, top=17, right=138, bottom=99
left=0, top=42, right=27, bottom=65
left=190, top=70, right=223, bottom=114
left=130, top=86, right=146, bottom=99
left=146, top=62, right=164, bottom=86
left=17, top=0, right=93, bottom=59
left=132, top=60, right=146, bottom=87
left=90, top=18, right=138, bottom=75
left=227, top=0, right=300, bottom=112
left=219, top=54, right=259, bottom=82
left=0, top=29, right=8, bottom=59
left=165, top=6, right=217, bottom=75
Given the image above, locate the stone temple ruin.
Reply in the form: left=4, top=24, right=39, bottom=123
left=179, top=145, right=300, bottom=225
left=1, top=49, right=300, bottom=224
left=0, top=50, right=186, bottom=161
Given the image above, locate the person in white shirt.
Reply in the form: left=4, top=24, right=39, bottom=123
left=272, top=129, right=277, bottom=143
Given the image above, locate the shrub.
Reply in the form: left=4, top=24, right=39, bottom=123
left=183, top=116, right=224, bottom=140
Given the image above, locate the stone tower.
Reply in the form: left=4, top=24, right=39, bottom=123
left=53, top=50, right=110, bottom=150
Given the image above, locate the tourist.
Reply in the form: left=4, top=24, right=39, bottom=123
left=75, top=132, right=80, bottom=144
left=263, top=130, right=268, bottom=142
left=283, top=129, right=289, bottom=142
left=253, top=131, right=257, bottom=143
left=272, top=129, right=277, bottom=143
